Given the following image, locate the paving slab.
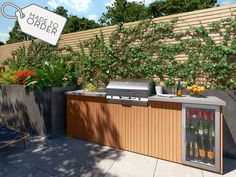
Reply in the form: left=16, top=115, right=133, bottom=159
left=177, top=164, right=203, bottom=177
left=202, top=157, right=236, bottom=177
left=0, top=136, right=121, bottom=177
left=106, top=151, right=157, bottom=177
left=203, top=170, right=236, bottom=177
left=0, top=161, right=17, bottom=177
left=223, top=157, right=236, bottom=174
left=1, top=136, right=236, bottom=177
left=4, top=166, right=54, bottom=177
left=52, top=145, right=120, bottom=177
left=154, top=159, right=184, bottom=177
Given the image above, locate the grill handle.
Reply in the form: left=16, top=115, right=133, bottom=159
left=119, top=91, right=135, bottom=97
left=121, top=100, right=132, bottom=106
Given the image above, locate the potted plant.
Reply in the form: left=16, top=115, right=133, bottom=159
left=85, top=82, right=97, bottom=92
left=154, top=79, right=164, bottom=94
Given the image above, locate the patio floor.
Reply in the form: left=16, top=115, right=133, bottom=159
left=0, top=136, right=236, bottom=177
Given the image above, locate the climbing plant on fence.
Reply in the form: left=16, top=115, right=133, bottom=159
left=4, top=41, right=73, bottom=69
left=75, top=17, right=236, bottom=89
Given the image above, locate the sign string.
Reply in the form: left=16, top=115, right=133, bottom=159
left=0, top=2, right=67, bottom=45
left=1, top=2, right=25, bottom=19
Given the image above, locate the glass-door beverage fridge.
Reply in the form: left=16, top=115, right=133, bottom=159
left=182, top=104, right=220, bottom=173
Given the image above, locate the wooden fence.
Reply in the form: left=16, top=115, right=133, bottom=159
left=0, top=4, right=236, bottom=63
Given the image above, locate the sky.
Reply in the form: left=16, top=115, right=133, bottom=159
left=0, top=0, right=236, bottom=43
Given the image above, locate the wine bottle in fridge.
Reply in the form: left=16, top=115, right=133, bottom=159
left=207, top=112, right=215, bottom=165
left=194, top=141, right=199, bottom=160
left=183, top=104, right=221, bottom=173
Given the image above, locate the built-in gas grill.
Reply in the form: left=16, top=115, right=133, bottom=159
left=106, top=79, right=154, bottom=106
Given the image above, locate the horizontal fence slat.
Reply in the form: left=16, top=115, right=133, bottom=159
left=1, top=4, right=236, bottom=62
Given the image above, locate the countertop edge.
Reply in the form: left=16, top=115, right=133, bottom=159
left=65, top=90, right=106, bottom=97
left=148, top=96, right=226, bottom=106
left=65, top=90, right=226, bottom=106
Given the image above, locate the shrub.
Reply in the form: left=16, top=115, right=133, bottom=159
left=3, top=17, right=236, bottom=90
left=25, top=61, right=78, bottom=91
left=2, top=41, right=77, bottom=91
left=0, top=69, right=18, bottom=84
left=4, top=40, right=73, bottom=70
left=14, top=70, right=37, bottom=84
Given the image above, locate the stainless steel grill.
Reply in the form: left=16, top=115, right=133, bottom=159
left=106, top=79, right=154, bottom=106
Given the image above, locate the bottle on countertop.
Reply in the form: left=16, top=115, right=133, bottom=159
left=177, top=79, right=183, bottom=96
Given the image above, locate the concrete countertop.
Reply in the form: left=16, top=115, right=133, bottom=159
left=65, top=90, right=106, bottom=97
left=148, top=95, right=226, bottom=106
left=65, top=90, right=226, bottom=106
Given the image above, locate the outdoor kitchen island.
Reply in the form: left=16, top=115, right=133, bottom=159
left=66, top=89, right=225, bottom=173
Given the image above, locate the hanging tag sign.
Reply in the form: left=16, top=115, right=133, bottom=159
left=16, top=4, right=67, bottom=45
left=1, top=3, right=67, bottom=46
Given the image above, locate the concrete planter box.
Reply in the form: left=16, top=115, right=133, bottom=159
left=0, top=84, right=76, bottom=138
left=203, top=90, right=236, bottom=159
left=165, top=87, right=236, bottom=159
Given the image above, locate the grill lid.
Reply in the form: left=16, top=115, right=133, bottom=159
left=106, top=79, right=150, bottom=91
left=106, top=79, right=154, bottom=106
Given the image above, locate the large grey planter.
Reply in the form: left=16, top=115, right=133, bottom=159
left=0, top=85, right=76, bottom=138
left=203, top=90, right=236, bottom=159
left=165, top=87, right=236, bottom=159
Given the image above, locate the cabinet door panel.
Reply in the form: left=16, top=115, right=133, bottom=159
left=149, top=101, right=182, bottom=163
left=67, top=96, right=88, bottom=140
left=105, top=103, right=149, bottom=155
left=125, top=105, right=149, bottom=155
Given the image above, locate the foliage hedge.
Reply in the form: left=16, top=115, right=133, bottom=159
left=75, top=18, right=236, bottom=89
left=2, top=17, right=236, bottom=90
left=1, top=41, right=78, bottom=90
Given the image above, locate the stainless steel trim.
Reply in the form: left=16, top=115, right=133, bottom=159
left=106, top=95, right=148, bottom=101
left=106, top=98, right=148, bottom=106
left=183, top=160, right=219, bottom=173
left=182, top=103, right=221, bottom=173
left=182, top=104, right=186, bottom=164
left=106, top=79, right=150, bottom=90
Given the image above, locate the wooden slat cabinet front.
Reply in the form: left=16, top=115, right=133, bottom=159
left=67, top=95, right=107, bottom=143
left=148, top=101, right=182, bottom=163
left=67, top=95, right=149, bottom=155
